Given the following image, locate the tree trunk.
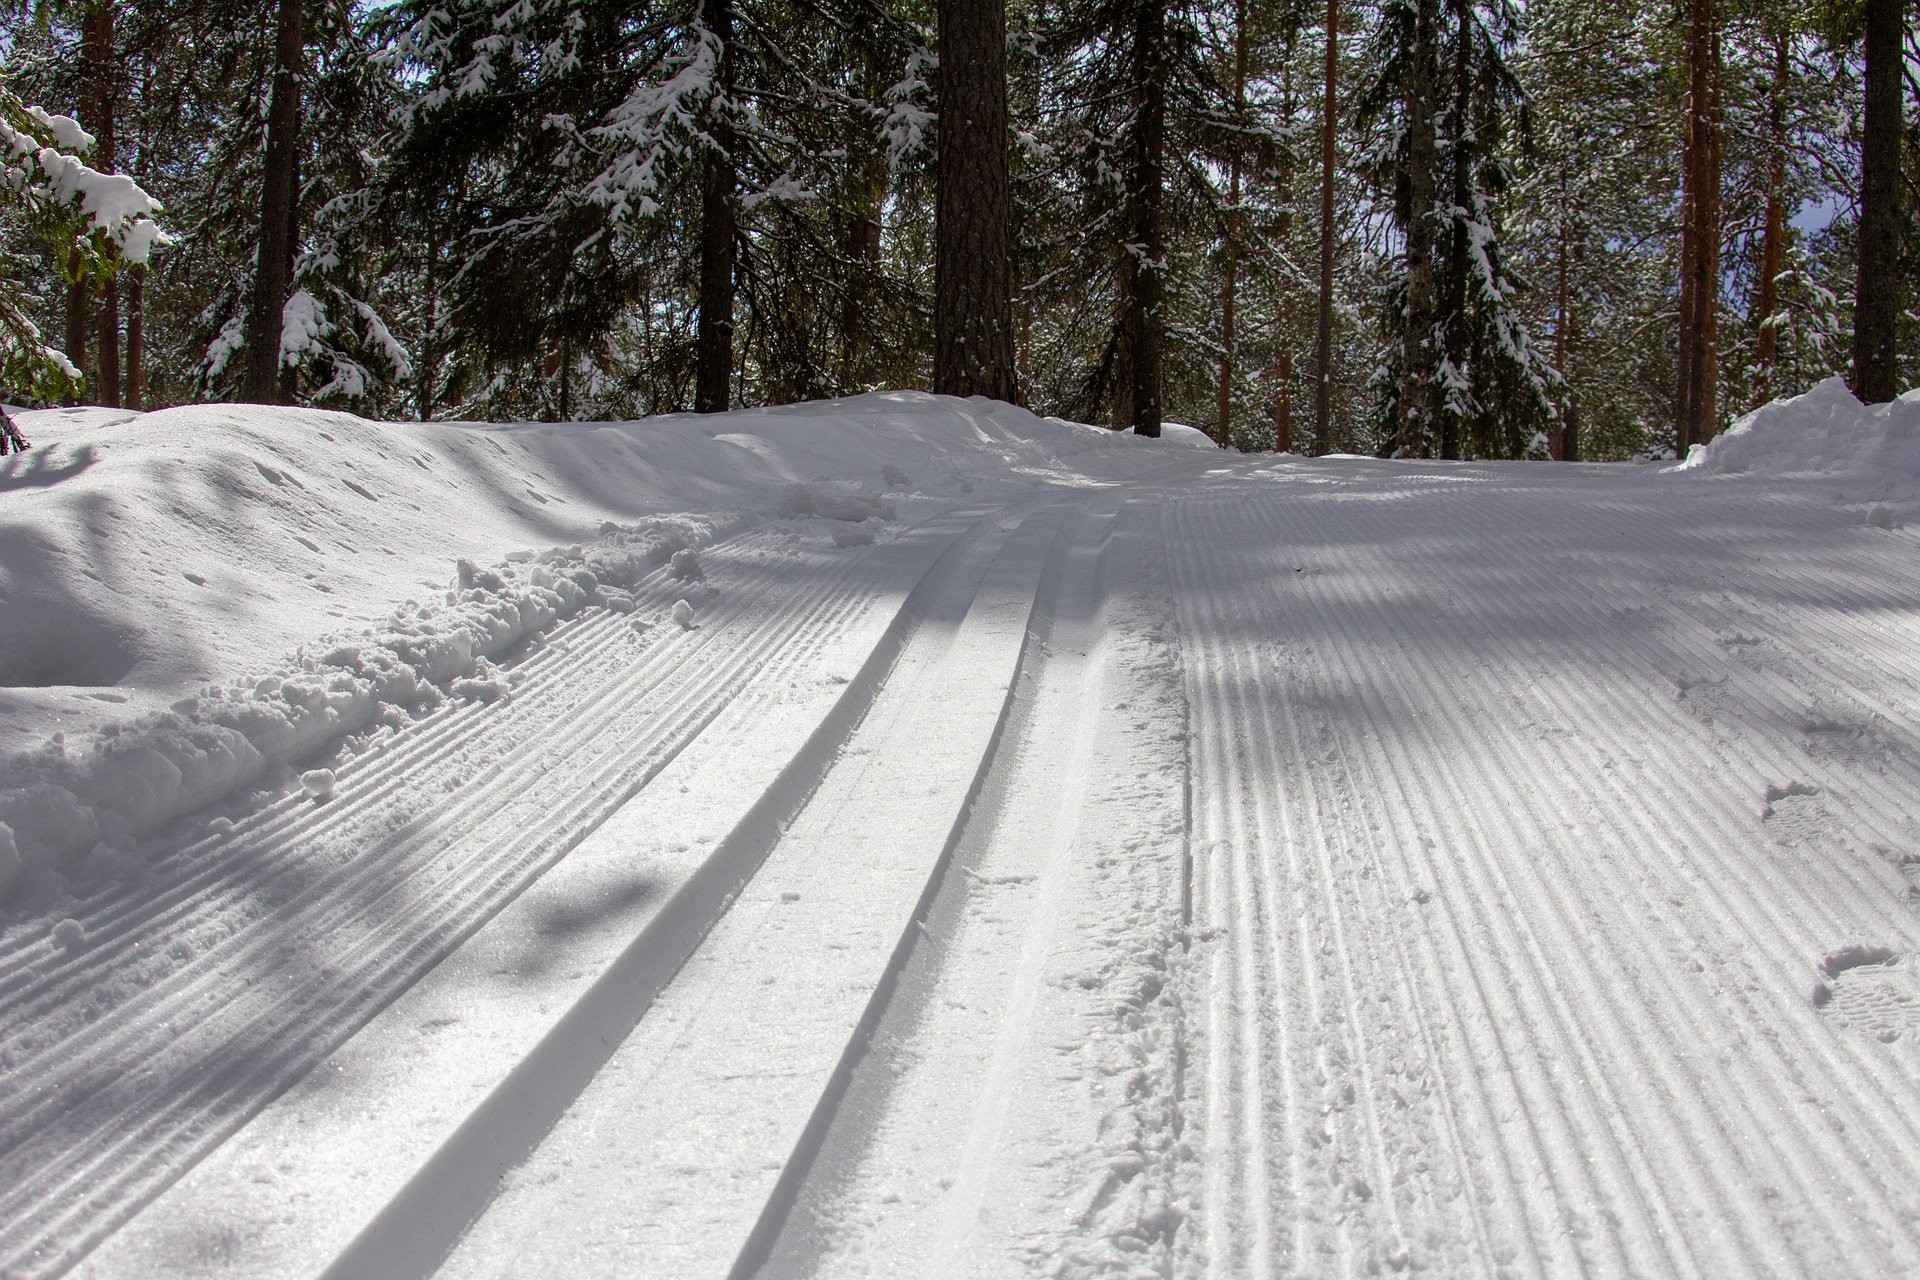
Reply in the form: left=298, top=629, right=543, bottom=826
left=695, top=0, right=736, bottom=414
left=841, top=146, right=886, bottom=390
left=278, top=145, right=301, bottom=403
left=1274, top=349, right=1293, bottom=452
left=1753, top=29, right=1787, bottom=405
left=1313, top=0, right=1338, bottom=455
left=1397, top=0, right=1440, bottom=457
left=125, top=268, right=143, bottom=409
left=1439, top=1, right=1470, bottom=460
left=1215, top=0, right=1248, bottom=448
left=243, top=0, right=303, bottom=404
left=1124, top=0, right=1166, bottom=437
left=1853, top=0, right=1903, bottom=403
left=83, top=3, right=121, bottom=408
left=64, top=257, right=88, bottom=405
left=1678, top=0, right=1720, bottom=449
left=1554, top=211, right=1578, bottom=461
left=934, top=0, right=1018, bottom=402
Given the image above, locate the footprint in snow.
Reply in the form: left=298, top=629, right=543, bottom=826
left=1813, top=946, right=1920, bottom=1043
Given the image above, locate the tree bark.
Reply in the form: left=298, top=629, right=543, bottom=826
left=1678, top=0, right=1720, bottom=449
left=1215, top=0, right=1248, bottom=447
left=1853, top=0, right=1903, bottom=403
left=934, top=0, right=1018, bottom=402
left=279, top=145, right=301, bottom=403
left=1439, top=0, right=1470, bottom=460
left=1753, top=29, right=1787, bottom=405
left=1274, top=349, right=1293, bottom=451
left=125, top=268, right=143, bottom=409
left=1396, top=0, right=1440, bottom=457
left=1123, top=0, right=1166, bottom=437
left=695, top=0, right=736, bottom=414
left=64, top=256, right=87, bottom=405
left=1554, top=211, right=1578, bottom=461
left=83, top=3, right=121, bottom=407
left=840, top=145, right=886, bottom=389
left=1313, top=0, right=1338, bottom=455
left=243, top=0, right=304, bottom=404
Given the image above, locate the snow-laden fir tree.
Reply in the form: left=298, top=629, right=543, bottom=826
left=1363, top=0, right=1555, bottom=458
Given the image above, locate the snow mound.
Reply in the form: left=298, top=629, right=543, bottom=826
left=0, top=391, right=1214, bottom=902
left=1124, top=421, right=1218, bottom=449
left=1679, top=377, right=1920, bottom=511
left=0, top=518, right=716, bottom=886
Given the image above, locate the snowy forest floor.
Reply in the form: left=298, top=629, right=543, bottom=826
left=7, top=389, right=1920, bottom=1278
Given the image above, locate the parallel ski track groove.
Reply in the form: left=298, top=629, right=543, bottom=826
left=1246, top=483, right=1823, bottom=1274
left=1168, top=499, right=1511, bottom=1279
left=0, top=509, right=1013, bottom=1279
left=1228, top=469, right=1920, bottom=1273
left=1171, top=500, right=1536, bottom=1279
left=2, top=528, right=871, bottom=1069
left=0, top=537, right=754, bottom=1013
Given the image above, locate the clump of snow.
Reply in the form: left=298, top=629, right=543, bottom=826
left=671, top=599, right=696, bottom=630
left=1131, top=422, right=1218, bottom=449
left=1678, top=377, right=1920, bottom=519
left=669, top=548, right=704, bottom=581
left=775, top=481, right=894, bottom=524
left=0, top=823, right=19, bottom=894
left=833, top=526, right=875, bottom=548
left=50, top=917, right=85, bottom=950
left=300, top=768, right=336, bottom=803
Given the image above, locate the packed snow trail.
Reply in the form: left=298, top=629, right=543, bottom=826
left=1171, top=459, right=1920, bottom=1278
left=9, top=389, right=1920, bottom=1278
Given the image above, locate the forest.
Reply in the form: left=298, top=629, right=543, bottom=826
left=0, top=0, right=1913, bottom=461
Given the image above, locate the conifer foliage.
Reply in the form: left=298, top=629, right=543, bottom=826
left=0, top=0, right=1909, bottom=454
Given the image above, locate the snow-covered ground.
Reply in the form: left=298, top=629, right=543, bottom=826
left=5, top=382, right=1920, bottom=1278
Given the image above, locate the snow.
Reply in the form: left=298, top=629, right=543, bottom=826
left=8, top=386, right=1920, bottom=1279
left=1679, top=376, right=1920, bottom=518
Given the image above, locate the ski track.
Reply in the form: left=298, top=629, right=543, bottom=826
left=1171, top=461, right=1920, bottom=1278
left=0, top=502, right=1028, bottom=1278
left=13, top=454, right=1920, bottom=1279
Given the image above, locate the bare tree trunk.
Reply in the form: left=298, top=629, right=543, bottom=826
left=695, top=0, right=737, bottom=414
left=840, top=146, right=886, bottom=390
left=1215, top=0, right=1248, bottom=448
left=1438, top=1, right=1470, bottom=460
left=243, top=0, right=303, bottom=404
left=83, top=4, right=121, bottom=408
left=1274, top=349, right=1293, bottom=451
left=1217, top=158, right=1238, bottom=446
left=1397, top=0, right=1440, bottom=457
left=1678, top=0, right=1720, bottom=450
left=1753, top=29, right=1787, bottom=405
left=418, top=236, right=437, bottom=419
left=1313, top=0, right=1338, bottom=455
left=1124, top=0, right=1166, bottom=437
left=1853, top=0, right=1903, bottom=403
left=125, top=268, right=143, bottom=409
left=1554, top=212, right=1579, bottom=461
left=934, top=0, right=1018, bottom=402
left=64, top=256, right=88, bottom=405
left=278, top=145, right=301, bottom=403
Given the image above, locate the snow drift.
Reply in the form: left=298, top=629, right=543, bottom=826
left=1678, top=377, right=1920, bottom=519
left=0, top=394, right=1184, bottom=895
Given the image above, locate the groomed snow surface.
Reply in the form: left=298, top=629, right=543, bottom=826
left=5, top=380, right=1920, bottom=1278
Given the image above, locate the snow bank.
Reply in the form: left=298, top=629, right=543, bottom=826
left=1678, top=377, right=1920, bottom=517
left=0, top=393, right=1200, bottom=897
